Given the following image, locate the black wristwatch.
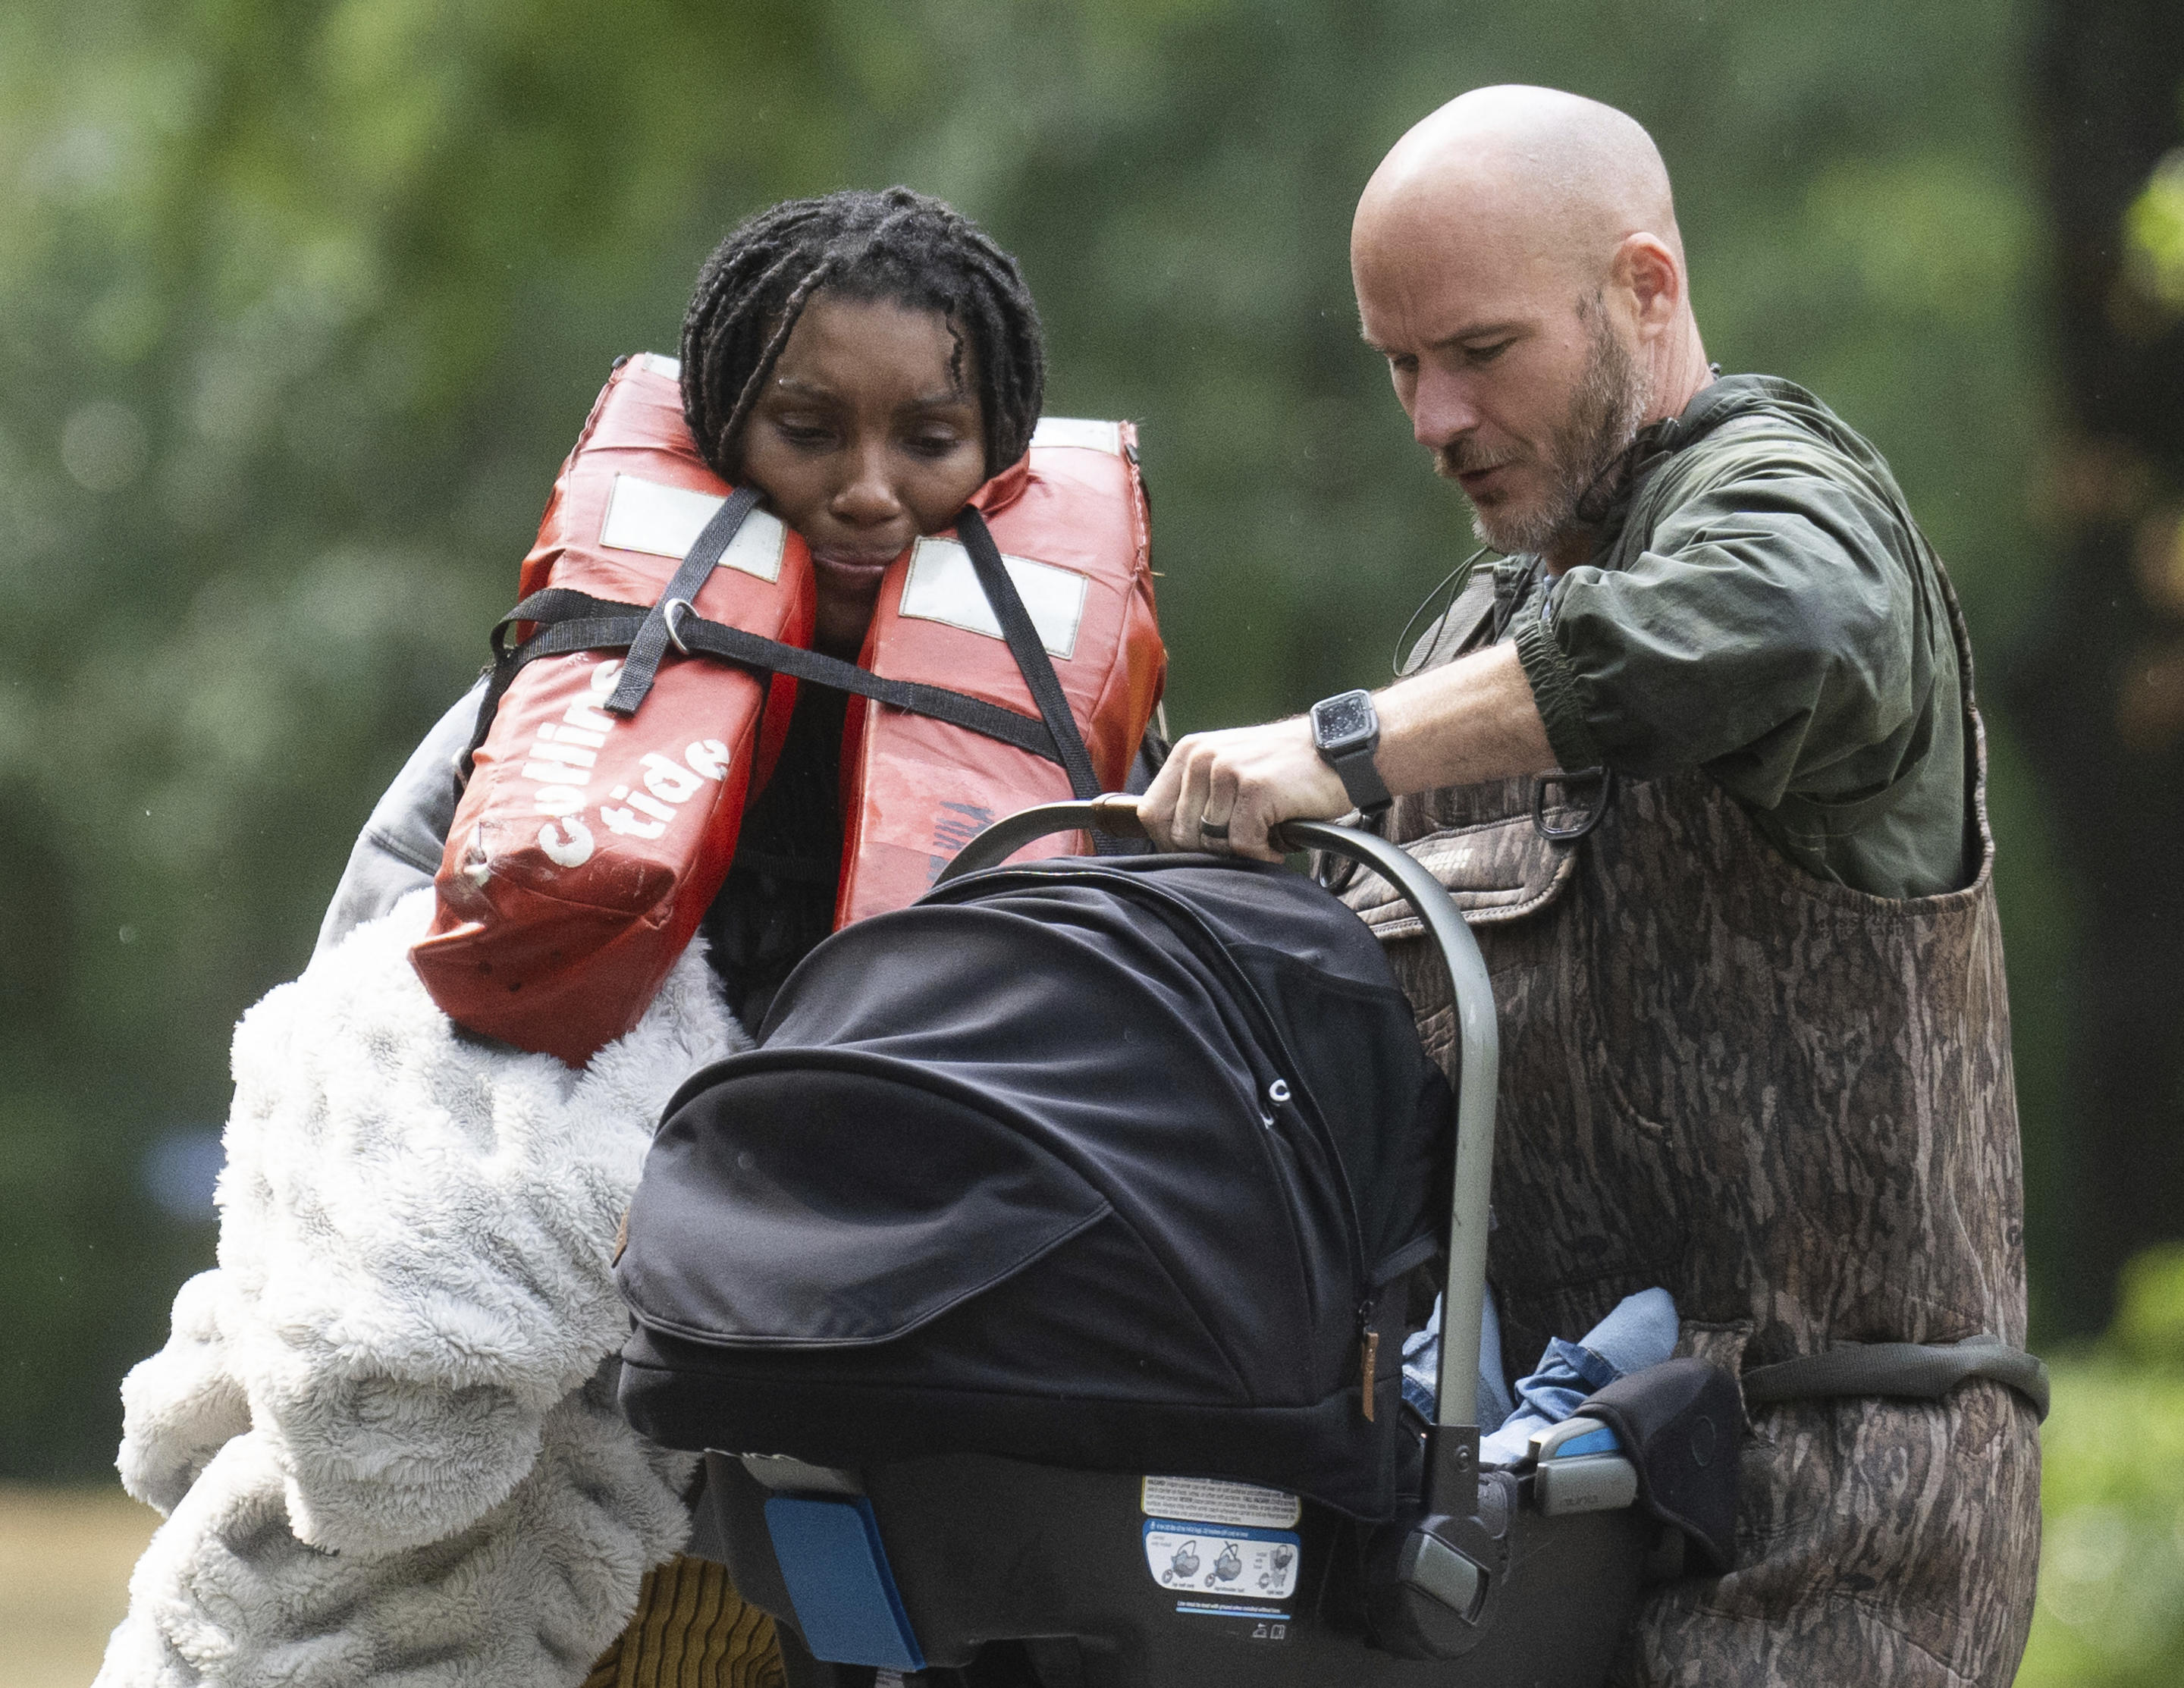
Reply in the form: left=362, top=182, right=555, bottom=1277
left=1309, top=689, right=1393, bottom=819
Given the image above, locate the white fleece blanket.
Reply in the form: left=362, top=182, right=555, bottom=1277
left=100, top=890, right=748, bottom=1686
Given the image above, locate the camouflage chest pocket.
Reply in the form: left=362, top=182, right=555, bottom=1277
left=1335, top=791, right=1586, bottom=1074
left=1338, top=802, right=1584, bottom=941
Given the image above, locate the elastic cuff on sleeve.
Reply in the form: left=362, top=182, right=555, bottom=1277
left=1511, top=595, right=1607, bottom=770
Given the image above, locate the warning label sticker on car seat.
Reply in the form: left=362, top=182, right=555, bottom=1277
left=1143, top=1520, right=1301, bottom=1601
left=1138, top=1476, right=1301, bottom=1530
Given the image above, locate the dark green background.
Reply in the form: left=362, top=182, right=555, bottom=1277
left=3, top=0, right=2178, bottom=1548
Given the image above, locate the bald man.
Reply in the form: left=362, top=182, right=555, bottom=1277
left=1144, top=87, right=2039, bottom=1685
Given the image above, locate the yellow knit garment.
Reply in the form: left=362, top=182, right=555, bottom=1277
left=582, top=1555, right=785, bottom=1688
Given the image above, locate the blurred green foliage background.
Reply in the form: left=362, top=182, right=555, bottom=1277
left=2, top=1, right=2181, bottom=1680
left=2018, top=1250, right=2184, bottom=1685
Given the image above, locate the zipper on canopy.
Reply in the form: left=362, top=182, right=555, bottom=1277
left=1358, top=1302, right=1379, bottom=1422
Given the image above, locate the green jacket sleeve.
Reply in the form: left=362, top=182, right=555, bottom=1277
left=1511, top=463, right=1935, bottom=814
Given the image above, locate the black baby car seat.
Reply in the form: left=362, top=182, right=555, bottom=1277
left=616, top=798, right=1740, bottom=1686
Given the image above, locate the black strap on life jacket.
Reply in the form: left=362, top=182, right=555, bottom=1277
left=954, top=507, right=1102, bottom=804
left=459, top=494, right=1112, bottom=823
left=471, top=587, right=1060, bottom=759
left=601, top=483, right=763, bottom=718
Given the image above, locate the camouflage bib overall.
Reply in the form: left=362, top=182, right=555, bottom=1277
left=1344, top=570, right=2040, bottom=1684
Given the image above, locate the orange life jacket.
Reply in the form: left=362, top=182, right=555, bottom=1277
left=412, top=353, right=1165, bottom=1065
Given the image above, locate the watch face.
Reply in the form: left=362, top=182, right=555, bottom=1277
left=1315, top=691, right=1376, bottom=748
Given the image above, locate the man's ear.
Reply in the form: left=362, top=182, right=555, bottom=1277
left=1612, top=233, right=1682, bottom=337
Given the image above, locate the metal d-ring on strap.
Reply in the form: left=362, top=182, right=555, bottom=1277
left=1532, top=767, right=1618, bottom=841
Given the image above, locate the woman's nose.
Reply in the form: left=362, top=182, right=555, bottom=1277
left=831, top=444, right=903, bottom=527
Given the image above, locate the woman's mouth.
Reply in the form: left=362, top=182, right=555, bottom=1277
left=809, top=547, right=903, bottom=582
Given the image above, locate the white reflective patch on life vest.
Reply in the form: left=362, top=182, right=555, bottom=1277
left=901, top=537, right=1087, bottom=660
left=598, top=475, right=786, bottom=582
left=638, top=352, right=682, bottom=380
left=1030, top=416, right=1123, bottom=455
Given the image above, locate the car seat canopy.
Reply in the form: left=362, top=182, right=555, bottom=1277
left=617, top=856, right=1452, bottom=1518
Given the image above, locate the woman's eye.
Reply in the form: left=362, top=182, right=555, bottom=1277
left=774, top=419, right=835, bottom=447
left=906, top=432, right=965, bottom=458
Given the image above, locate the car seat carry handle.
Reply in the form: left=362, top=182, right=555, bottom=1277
left=939, top=795, right=1501, bottom=1445
left=1281, top=813, right=1500, bottom=1453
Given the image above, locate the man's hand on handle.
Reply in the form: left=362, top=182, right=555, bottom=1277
left=1139, top=717, right=1352, bottom=861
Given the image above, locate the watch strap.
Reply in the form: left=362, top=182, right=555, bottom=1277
left=1329, top=742, right=1393, bottom=817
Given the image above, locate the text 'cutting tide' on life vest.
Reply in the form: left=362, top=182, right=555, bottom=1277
left=411, top=353, right=1166, bottom=1065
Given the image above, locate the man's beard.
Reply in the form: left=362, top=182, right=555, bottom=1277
left=1445, top=307, right=1652, bottom=557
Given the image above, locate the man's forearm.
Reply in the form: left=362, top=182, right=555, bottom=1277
left=1374, top=640, right=1558, bottom=794
left=1140, top=639, right=1561, bottom=858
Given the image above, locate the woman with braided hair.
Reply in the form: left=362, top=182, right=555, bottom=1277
left=284, top=181, right=1106, bottom=1040
left=666, top=184, right=1074, bottom=1032
left=101, top=188, right=1160, bottom=1688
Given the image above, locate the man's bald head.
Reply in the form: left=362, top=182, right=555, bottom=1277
left=1351, top=86, right=1709, bottom=566
left=1357, top=86, right=1681, bottom=284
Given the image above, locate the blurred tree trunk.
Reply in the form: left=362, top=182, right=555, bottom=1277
left=2019, top=2, right=2184, bottom=1332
